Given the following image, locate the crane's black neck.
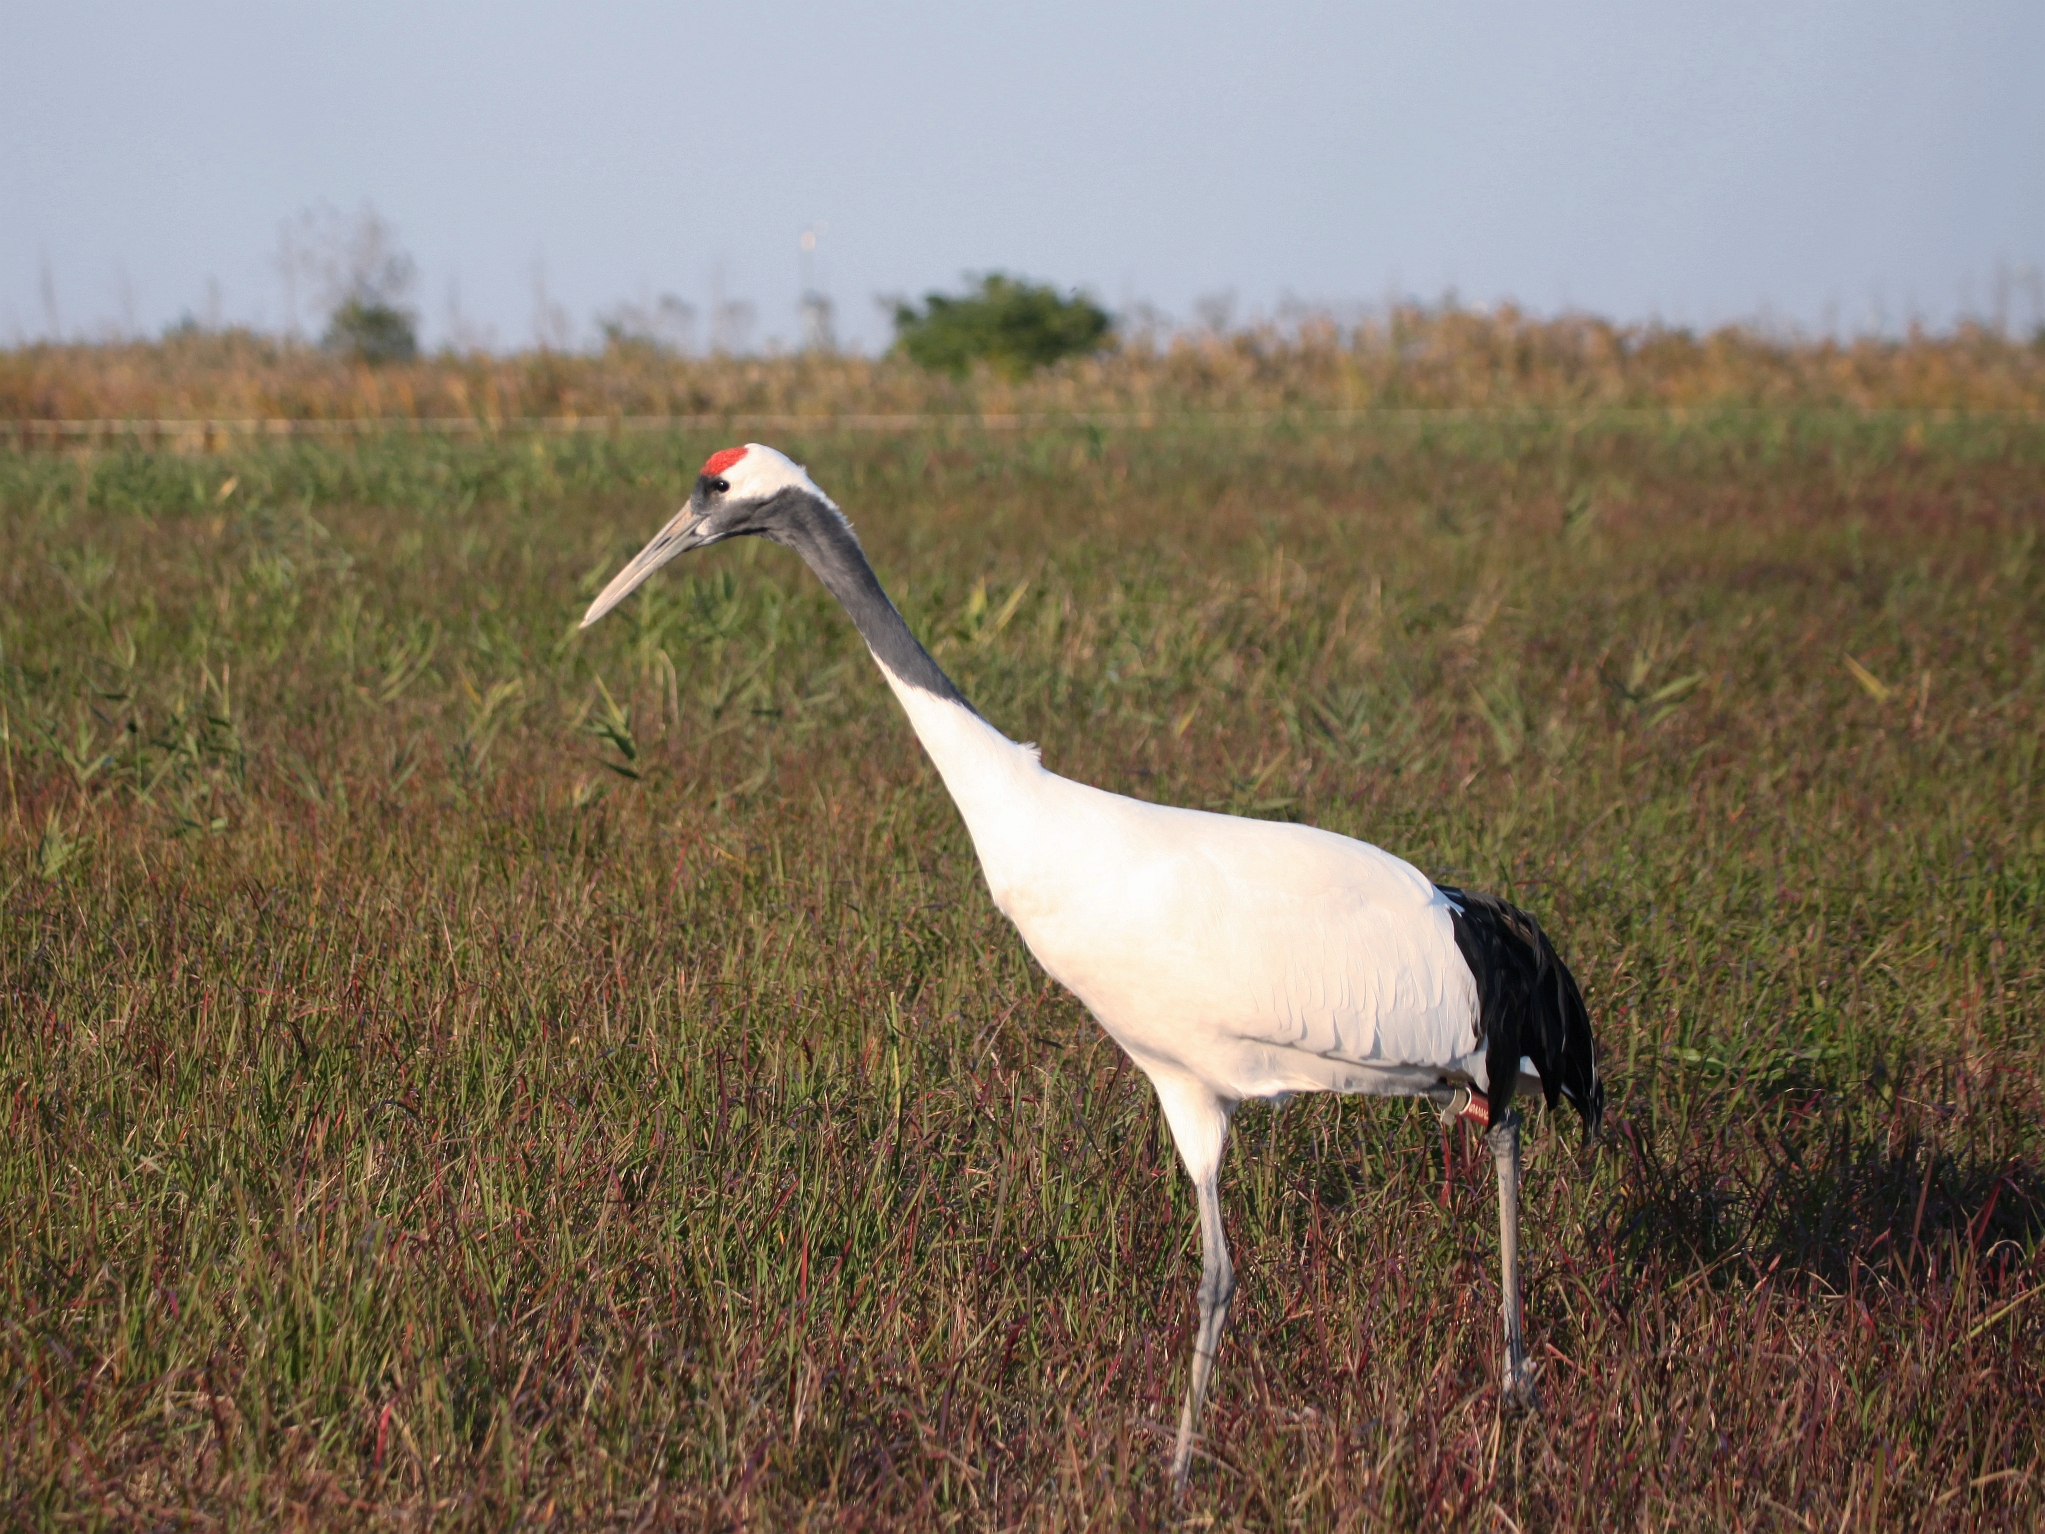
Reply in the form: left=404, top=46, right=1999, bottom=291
left=757, top=488, right=973, bottom=710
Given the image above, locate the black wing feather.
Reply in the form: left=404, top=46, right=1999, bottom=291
left=1438, top=886, right=1603, bottom=1136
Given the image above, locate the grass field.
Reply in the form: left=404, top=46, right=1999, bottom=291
left=2, top=413, right=2041, bottom=1528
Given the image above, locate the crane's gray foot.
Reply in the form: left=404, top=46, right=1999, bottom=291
left=1502, top=1341, right=1541, bottom=1412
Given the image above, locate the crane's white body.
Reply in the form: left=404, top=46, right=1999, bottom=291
left=879, top=661, right=1497, bottom=1135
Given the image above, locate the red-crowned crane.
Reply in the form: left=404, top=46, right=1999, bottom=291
left=582, top=444, right=1603, bottom=1491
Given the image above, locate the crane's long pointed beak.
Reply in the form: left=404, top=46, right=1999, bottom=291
left=580, top=509, right=704, bottom=628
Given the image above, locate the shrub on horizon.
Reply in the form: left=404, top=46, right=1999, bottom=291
left=891, top=273, right=1112, bottom=378
left=323, top=297, right=420, bottom=365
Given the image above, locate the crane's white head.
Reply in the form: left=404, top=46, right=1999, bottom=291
left=580, top=444, right=835, bottom=627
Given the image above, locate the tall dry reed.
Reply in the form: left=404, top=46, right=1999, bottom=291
left=6, top=306, right=2043, bottom=426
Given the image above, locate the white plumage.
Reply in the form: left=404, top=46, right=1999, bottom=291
left=582, top=444, right=1602, bottom=1491
left=881, top=665, right=1488, bottom=1098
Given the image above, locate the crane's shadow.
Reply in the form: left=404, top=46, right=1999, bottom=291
left=1589, top=1084, right=2045, bottom=1293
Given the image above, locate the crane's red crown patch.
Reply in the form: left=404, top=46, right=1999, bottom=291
left=703, top=446, right=748, bottom=478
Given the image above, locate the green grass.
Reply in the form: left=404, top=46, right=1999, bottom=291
left=2, top=416, right=2041, bottom=1528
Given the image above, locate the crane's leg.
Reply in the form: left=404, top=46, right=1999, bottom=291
left=1487, top=1107, right=1538, bottom=1408
left=1152, top=1077, right=1236, bottom=1495
left=1170, top=1170, right=1235, bottom=1494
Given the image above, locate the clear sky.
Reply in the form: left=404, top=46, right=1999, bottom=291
left=5, top=0, right=2041, bottom=352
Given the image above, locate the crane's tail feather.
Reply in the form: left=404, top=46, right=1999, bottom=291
left=1438, top=887, right=1603, bottom=1138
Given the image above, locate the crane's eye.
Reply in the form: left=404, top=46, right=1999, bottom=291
left=712, top=478, right=730, bottom=494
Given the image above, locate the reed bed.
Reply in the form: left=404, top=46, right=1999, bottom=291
left=6, top=308, right=2045, bottom=430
